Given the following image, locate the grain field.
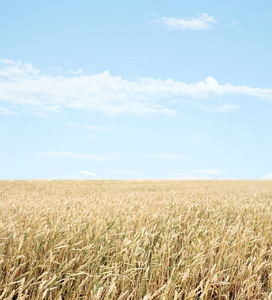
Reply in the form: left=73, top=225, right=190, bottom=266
left=1, top=180, right=272, bottom=299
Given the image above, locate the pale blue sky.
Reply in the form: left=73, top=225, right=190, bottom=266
left=0, top=0, right=272, bottom=179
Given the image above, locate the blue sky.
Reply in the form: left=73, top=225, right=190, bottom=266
left=0, top=0, right=272, bottom=179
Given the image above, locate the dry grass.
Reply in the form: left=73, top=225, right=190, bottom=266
left=1, top=180, right=272, bottom=299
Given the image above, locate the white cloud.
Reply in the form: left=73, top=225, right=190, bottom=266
left=69, top=69, right=83, bottom=75
left=155, top=13, right=216, bottom=31
left=80, top=170, right=99, bottom=178
left=0, top=106, right=16, bottom=115
left=207, top=103, right=237, bottom=112
left=0, top=59, right=40, bottom=80
left=38, top=151, right=105, bottom=161
left=148, top=153, right=189, bottom=160
left=260, top=173, right=272, bottom=180
left=1, top=59, right=272, bottom=116
left=172, top=98, right=237, bottom=113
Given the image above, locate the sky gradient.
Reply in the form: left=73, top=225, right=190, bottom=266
left=1, top=0, right=272, bottom=179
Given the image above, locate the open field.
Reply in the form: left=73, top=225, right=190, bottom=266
left=1, top=180, right=272, bottom=299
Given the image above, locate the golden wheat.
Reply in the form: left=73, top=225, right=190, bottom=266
left=0, top=180, right=272, bottom=299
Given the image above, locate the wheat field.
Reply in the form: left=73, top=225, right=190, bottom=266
left=1, top=180, right=272, bottom=299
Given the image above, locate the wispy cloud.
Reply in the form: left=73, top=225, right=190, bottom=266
left=0, top=106, right=16, bottom=115
left=172, top=98, right=237, bottom=113
left=64, top=123, right=132, bottom=143
left=207, top=103, right=237, bottom=112
left=155, top=13, right=216, bottom=31
left=1, top=60, right=272, bottom=117
left=260, top=173, right=272, bottom=180
left=38, top=151, right=105, bottom=161
left=0, top=59, right=40, bottom=79
left=68, top=69, right=83, bottom=75
left=80, top=170, right=99, bottom=178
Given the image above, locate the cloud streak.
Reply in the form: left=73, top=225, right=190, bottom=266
left=260, top=173, right=272, bottom=180
left=1, top=60, right=272, bottom=116
left=155, top=13, right=216, bottom=31
left=0, top=106, right=16, bottom=115
left=80, top=170, right=99, bottom=178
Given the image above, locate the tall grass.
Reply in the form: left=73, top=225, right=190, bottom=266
left=1, top=180, right=272, bottom=299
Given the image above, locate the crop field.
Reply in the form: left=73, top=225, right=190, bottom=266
left=1, top=180, right=272, bottom=299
